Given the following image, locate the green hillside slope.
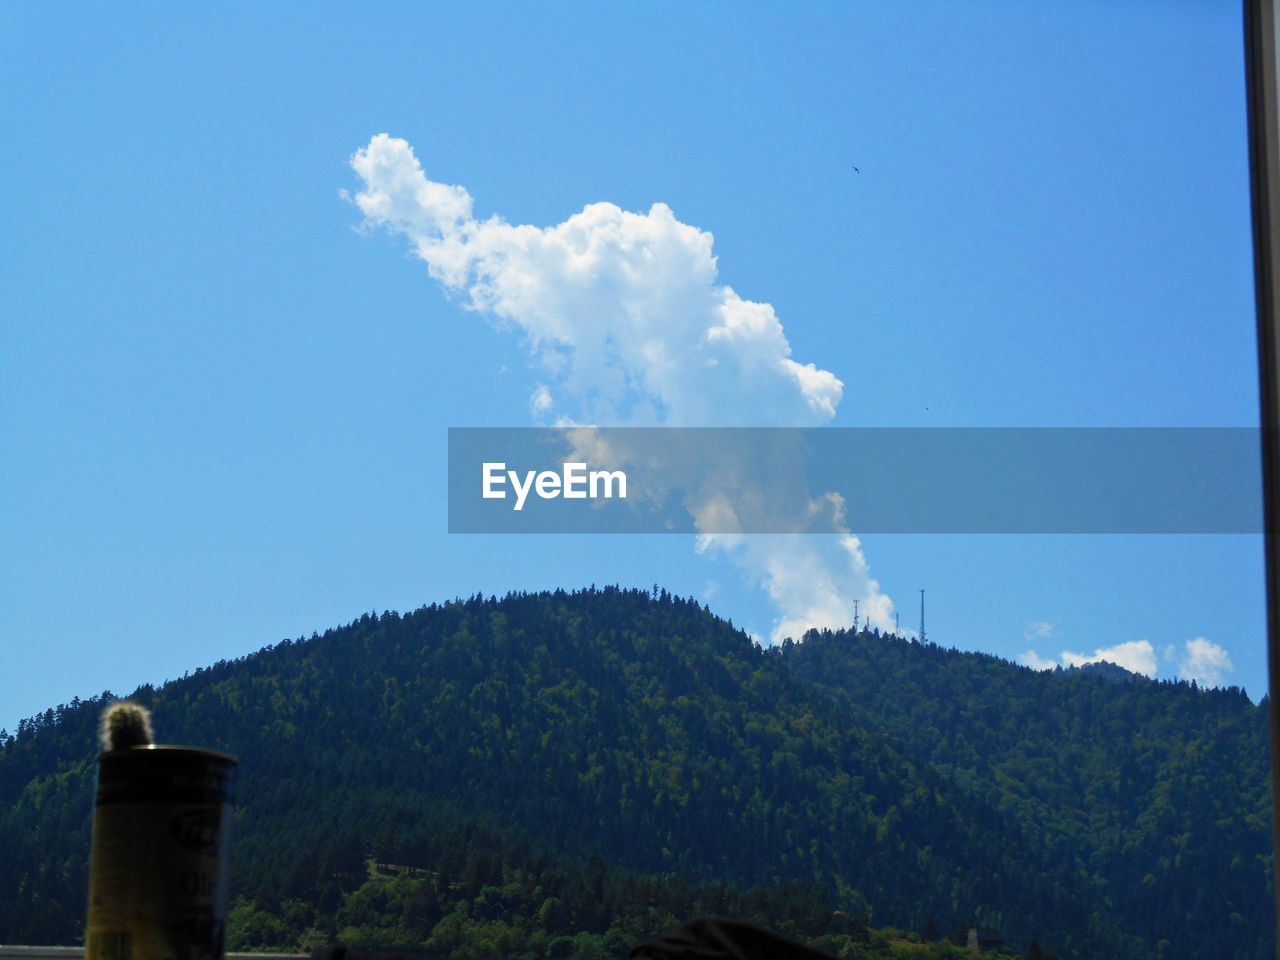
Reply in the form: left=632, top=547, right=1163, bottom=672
left=0, top=587, right=1270, bottom=958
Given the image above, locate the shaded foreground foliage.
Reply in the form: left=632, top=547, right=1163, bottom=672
left=0, top=587, right=1270, bottom=958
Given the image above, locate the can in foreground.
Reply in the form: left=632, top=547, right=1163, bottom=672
left=86, top=704, right=238, bottom=960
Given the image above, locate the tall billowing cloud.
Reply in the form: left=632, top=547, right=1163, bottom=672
left=348, top=133, right=891, bottom=637
left=349, top=135, right=841, bottom=428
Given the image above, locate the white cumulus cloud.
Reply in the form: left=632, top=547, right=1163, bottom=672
left=1175, top=636, right=1234, bottom=687
left=1060, top=640, right=1158, bottom=678
left=1021, top=639, right=1159, bottom=677
left=530, top=384, right=554, bottom=417
left=1024, top=620, right=1054, bottom=642
left=349, top=134, right=842, bottom=428
left=1023, top=636, right=1236, bottom=686
left=698, top=532, right=894, bottom=643
left=348, top=133, right=887, bottom=641
left=1018, top=650, right=1058, bottom=671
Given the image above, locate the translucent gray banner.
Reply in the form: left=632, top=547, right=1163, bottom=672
left=447, top=427, right=1263, bottom=534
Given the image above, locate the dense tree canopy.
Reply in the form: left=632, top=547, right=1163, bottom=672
left=0, top=587, right=1270, bottom=959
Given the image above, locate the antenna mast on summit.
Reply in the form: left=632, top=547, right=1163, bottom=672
left=919, top=589, right=926, bottom=644
left=852, top=599, right=860, bottom=632
left=895, top=611, right=900, bottom=638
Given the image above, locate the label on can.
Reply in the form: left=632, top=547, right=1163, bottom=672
left=86, top=747, right=237, bottom=960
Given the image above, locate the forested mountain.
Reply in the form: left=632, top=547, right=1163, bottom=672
left=0, top=587, right=1271, bottom=959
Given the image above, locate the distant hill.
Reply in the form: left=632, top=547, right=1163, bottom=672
left=0, top=587, right=1271, bottom=959
left=1069, top=660, right=1145, bottom=684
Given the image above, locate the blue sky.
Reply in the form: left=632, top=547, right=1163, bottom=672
left=0, top=2, right=1264, bottom=733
